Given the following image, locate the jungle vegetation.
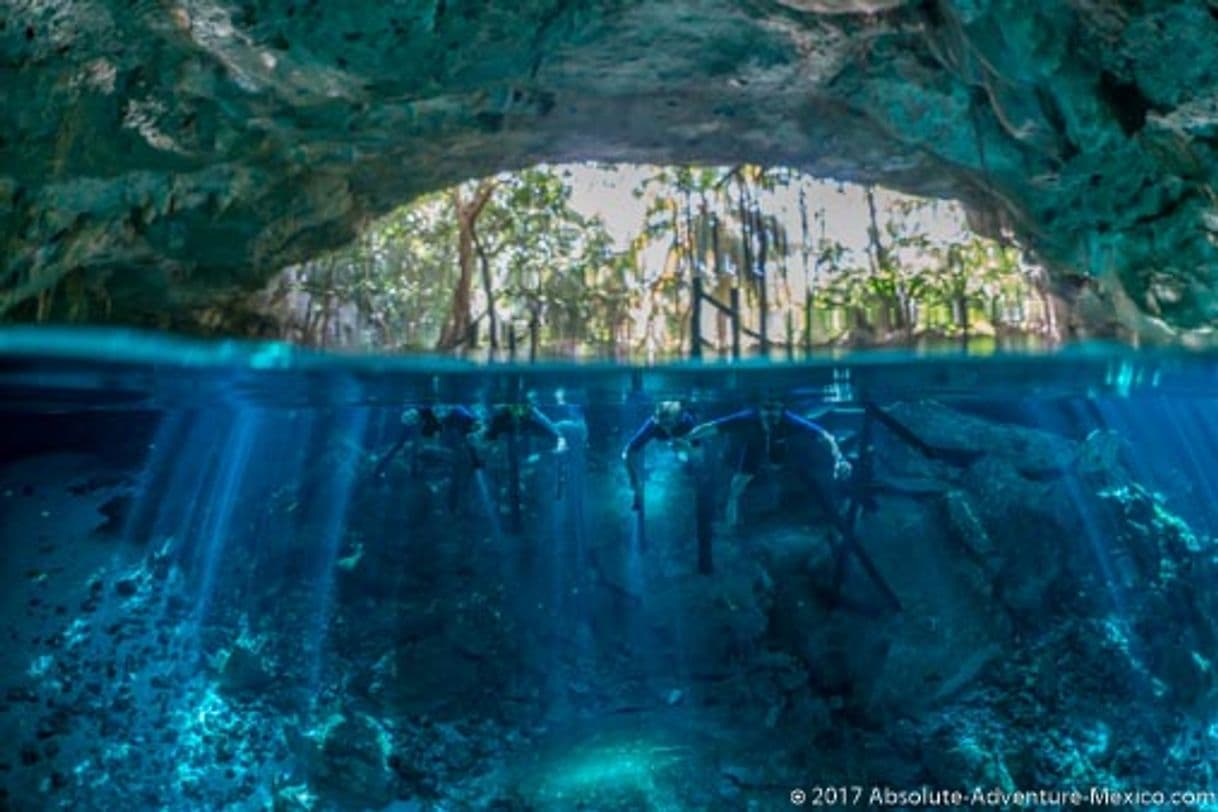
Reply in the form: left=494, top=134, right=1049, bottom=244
left=224, top=163, right=1059, bottom=357
left=16, top=163, right=1061, bottom=357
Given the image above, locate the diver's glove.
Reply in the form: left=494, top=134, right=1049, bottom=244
left=669, top=437, right=695, bottom=457
left=833, top=456, right=853, bottom=482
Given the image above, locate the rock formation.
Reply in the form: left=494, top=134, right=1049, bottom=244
left=4, top=1, right=1218, bottom=336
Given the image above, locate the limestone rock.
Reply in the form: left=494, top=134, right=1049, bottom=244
left=3, top=1, right=1218, bottom=337
left=216, top=643, right=274, bottom=697
left=307, top=714, right=395, bottom=810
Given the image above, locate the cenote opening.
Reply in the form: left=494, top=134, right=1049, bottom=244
left=7, top=4, right=1218, bottom=808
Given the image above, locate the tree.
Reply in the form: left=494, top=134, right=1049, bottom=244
left=193, top=162, right=1055, bottom=357
left=437, top=179, right=497, bottom=350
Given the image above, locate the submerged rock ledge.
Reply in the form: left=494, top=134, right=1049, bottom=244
left=4, top=1, right=1218, bottom=336
left=2, top=397, right=1216, bottom=808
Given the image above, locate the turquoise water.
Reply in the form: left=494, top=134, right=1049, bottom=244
left=3, top=327, right=1218, bottom=810
left=0, top=325, right=1196, bottom=404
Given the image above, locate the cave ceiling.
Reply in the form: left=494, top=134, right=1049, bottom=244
left=4, top=0, right=1218, bottom=336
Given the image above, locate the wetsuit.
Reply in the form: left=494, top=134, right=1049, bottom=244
left=623, top=409, right=712, bottom=568
left=708, top=408, right=835, bottom=475
left=374, top=406, right=482, bottom=478
left=485, top=405, right=564, bottom=532
left=485, top=405, right=563, bottom=444
left=623, top=412, right=698, bottom=455
left=622, top=411, right=698, bottom=500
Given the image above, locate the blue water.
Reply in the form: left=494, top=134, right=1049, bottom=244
left=3, top=328, right=1218, bottom=810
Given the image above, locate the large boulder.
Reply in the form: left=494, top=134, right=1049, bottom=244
left=304, top=713, right=396, bottom=810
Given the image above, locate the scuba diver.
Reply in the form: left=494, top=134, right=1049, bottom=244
left=621, top=399, right=715, bottom=569
left=373, top=405, right=482, bottom=477
left=482, top=401, right=568, bottom=532
left=622, top=400, right=697, bottom=511
left=484, top=402, right=568, bottom=453
left=688, top=399, right=852, bottom=528
left=372, top=405, right=483, bottom=514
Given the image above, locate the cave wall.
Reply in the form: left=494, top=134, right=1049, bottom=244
left=3, top=0, right=1218, bottom=336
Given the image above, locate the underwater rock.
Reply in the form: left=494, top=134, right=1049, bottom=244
left=5, top=2, right=1218, bottom=336
left=306, top=713, right=395, bottom=809
left=6, top=402, right=1218, bottom=809
left=216, top=643, right=275, bottom=697
left=362, top=639, right=487, bottom=719
left=884, top=402, right=1079, bottom=479
left=1089, top=484, right=1218, bottom=708
left=643, top=557, right=773, bottom=679
left=921, top=722, right=1018, bottom=794
left=1078, top=429, right=1134, bottom=483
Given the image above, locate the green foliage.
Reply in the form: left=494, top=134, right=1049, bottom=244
left=814, top=193, right=1048, bottom=344
left=246, top=164, right=1056, bottom=356
left=257, top=167, right=635, bottom=354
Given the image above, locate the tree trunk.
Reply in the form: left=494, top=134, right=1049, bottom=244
left=529, top=309, right=540, bottom=362
left=956, top=293, right=970, bottom=336
left=437, top=180, right=495, bottom=350
left=756, top=205, right=769, bottom=353
left=685, top=190, right=701, bottom=359
left=474, top=225, right=497, bottom=352
left=736, top=178, right=752, bottom=337
left=803, top=290, right=814, bottom=351
left=864, top=186, right=888, bottom=273
left=318, top=263, right=335, bottom=348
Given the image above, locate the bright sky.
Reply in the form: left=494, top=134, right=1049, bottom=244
left=562, top=162, right=973, bottom=263
left=553, top=162, right=998, bottom=355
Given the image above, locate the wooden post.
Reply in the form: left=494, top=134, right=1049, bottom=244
left=691, top=274, right=703, bottom=360
left=695, top=446, right=714, bottom=574
left=636, top=489, right=647, bottom=553
left=785, top=310, right=794, bottom=361
left=804, top=291, right=814, bottom=353
left=757, top=205, right=769, bottom=355
left=712, top=212, right=725, bottom=356
left=736, top=177, right=752, bottom=358
left=730, top=286, right=742, bottom=360
left=508, top=429, right=522, bottom=533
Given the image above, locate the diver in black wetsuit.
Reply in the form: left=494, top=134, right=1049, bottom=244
left=482, top=402, right=569, bottom=532
left=688, top=400, right=851, bottom=527
left=621, top=399, right=717, bottom=570
left=374, top=405, right=482, bottom=477
left=621, top=400, right=697, bottom=511
left=373, top=405, right=483, bottom=513
left=484, top=403, right=568, bottom=453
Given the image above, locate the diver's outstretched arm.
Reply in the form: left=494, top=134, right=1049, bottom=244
left=527, top=406, right=567, bottom=452
left=621, top=418, right=659, bottom=507
left=372, top=426, right=413, bottom=479
left=688, top=410, right=752, bottom=443
left=785, top=412, right=852, bottom=479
